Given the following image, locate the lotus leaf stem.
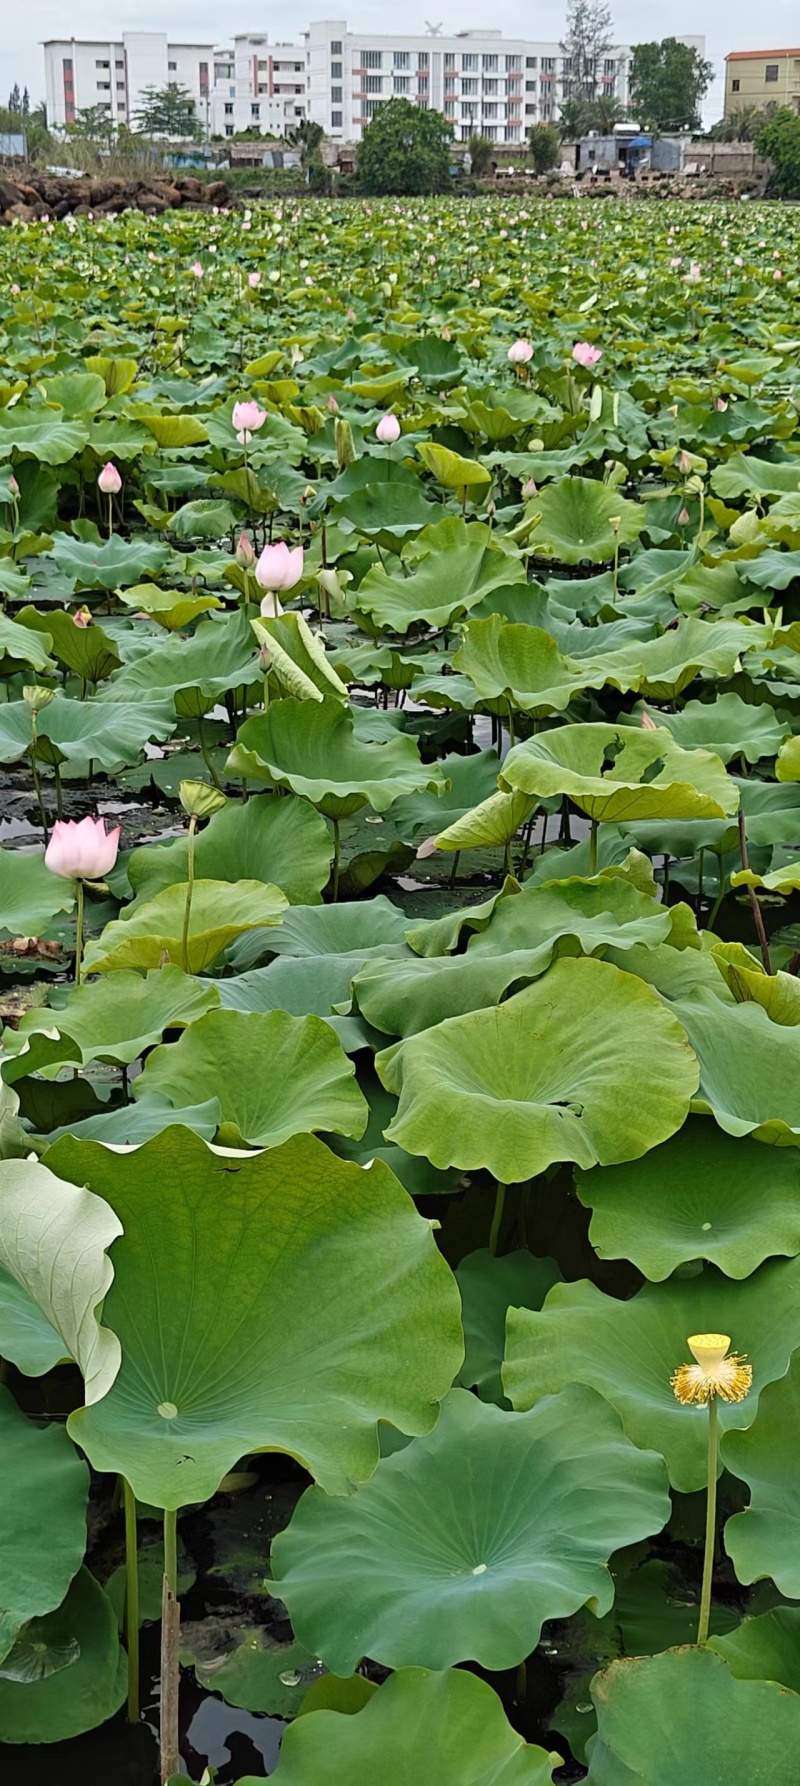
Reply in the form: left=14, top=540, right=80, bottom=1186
left=489, top=1181, right=506, bottom=1256
left=737, top=811, right=772, bottom=973
left=74, top=878, right=84, bottom=987
left=331, top=816, right=341, bottom=903
left=588, top=820, right=598, bottom=877
left=198, top=713, right=223, bottom=790
left=697, top=1395, right=718, bottom=1648
left=180, top=815, right=198, bottom=974
left=123, top=1478, right=140, bottom=1723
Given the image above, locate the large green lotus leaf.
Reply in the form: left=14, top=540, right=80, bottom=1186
left=731, top=861, right=800, bottom=896
left=404, top=880, right=521, bottom=959
left=41, top=1128, right=463, bottom=1508
left=227, top=698, right=448, bottom=819
left=710, top=942, right=800, bottom=1026
left=575, top=1117, right=800, bottom=1281
left=376, top=957, right=697, bottom=1180
left=9, top=967, right=220, bottom=1068
left=585, top=1647, right=800, bottom=1785
left=672, top=989, right=800, bottom=1143
left=51, top=533, right=170, bottom=590
left=353, top=518, right=527, bottom=633
left=42, top=372, right=107, bottom=414
left=0, top=1388, right=89, bottom=1665
left=723, top=1353, right=800, bottom=1595
left=271, top=1666, right=558, bottom=1786
left=82, top=879, right=288, bottom=975
left=106, top=612, right=261, bottom=706
left=272, top=1387, right=669, bottom=1674
left=0, top=408, right=89, bottom=465
left=117, top=582, right=222, bottom=630
left=504, top=1260, right=800, bottom=1492
left=0, top=612, right=55, bottom=675
left=0, top=1567, right=126, bottom=1744
left=325, top=1069, right=461, bottom=1199
left=0, top=693, right=176, bottom=773
left=530, top=478, right=644, bottom=564
left=127, top=796, right=332, bottom=910
left=256, top=895, right=409, bottom=958
left=0, top=848, right=75, bottom=938
left=334, top=481, right=438, bottom=541
left=180, top=1621, right=322, bottom=1718
left=0, top=1157, right=121, bottom=1402
left=738, top=547, right=800, bottom=590
left=216, top=952, right=407, bottom=1048
left=17, top=605, right=122, bottom=683
left=253, top=613, right=349, bottom=703
left=391, top=749, right=502, bottom=846
left=456, top=1250, right=562, bottom=1405
left=575, top=618, right=768, bottom=704
left=0, top=1265, right=64, bottom=1376
left=45, top=1096, right=222, bottom=1149
left=500, top=722, right=739, bottom=823
left=711, top=1607, right=800, bottom=1692
left=711, top=452, right=800, bottom=499
left=639, top=693, right=788, bottom=766
left=432, top=789, right=537, bottom=854
left=452, top=617, right=586, bottom=715
left=138, top=412, right=209, bottom=447
left=416, top=442, right=491, bottom=490
left=135, top=1009, right=367, bottom=1147
left=465, top=871, right=674, bottom=961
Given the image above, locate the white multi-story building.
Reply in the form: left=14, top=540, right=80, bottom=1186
left=304, top=20, right=631, bottom=144
left=43, top=20, right=631, bottom=146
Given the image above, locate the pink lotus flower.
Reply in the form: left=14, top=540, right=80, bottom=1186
left=10, top=283, right=20, bottom=296
left=521, top=478, right=538, bottom=499
left=72, top=606, right=93, bottom=628
left=190, top=261, right=204, bottom=278
left=235, top=532, right=256, bottom=569
left=97, top=462, right=121, bottom=495
left=508, top=339, right=533, bottom=365
left=641, top=710, right=658, bottom=730
left=685, top=262, right=701, bottom=283
left=572, top=342, right=602, bottom=369
left=326, top=393, right=339, bottom=413
left=232, top=400, right=267, bottom=436
left=255, top=541, right=304, bottom=594
left=248, top=271, right=261, bottom=289
left=8, top=475, right=19, bottom=497
left=677, top=507, right=690, bottom=526
left=376, top=413, right=401, bottom=444
left=45, top=816, right=120, bottom=882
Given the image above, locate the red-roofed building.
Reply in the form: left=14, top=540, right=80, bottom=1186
left=725, top=47, right=800, bottom=115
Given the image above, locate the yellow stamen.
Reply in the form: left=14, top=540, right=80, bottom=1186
left=671, top=1332, right=752, bottom=1406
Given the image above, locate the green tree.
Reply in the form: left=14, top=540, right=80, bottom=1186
left=711, top=101, right=775, bottom=142
left=134, top=83, right=201, bottom=140
left=757, top=107, right=800, bottom=196
left=630, top=38, right=713, bottom=135
left=7, top=84, right=21, bottom=117
left=561, top=0, right=614, bottom=104
left=558, top=93, right=622, bottom=138
left=528, top=122, right=561, bottom=172
left=467, top=134, right=494, bottom=176
left=357, top=97, right=452, bottom=196
left=68, top=105, right=117, bottom=146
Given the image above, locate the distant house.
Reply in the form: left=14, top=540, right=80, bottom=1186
left=725, top=47, right=800, bottom=116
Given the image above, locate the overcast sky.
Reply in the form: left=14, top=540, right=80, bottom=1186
left=5, top=0, right=800, bottom=124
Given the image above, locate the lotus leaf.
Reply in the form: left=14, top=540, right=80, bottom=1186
left=0, top=1568, right=126, bottom=1743
left=8, top=967, right=220, bottom=1068
left=0, top=693, right=176, bottom=773
left=673, top=989, right=800, bottom=1142
left=456, top=1249, right=562, bottom=1405
left=0, top=1266, right=65, bottom=1376
left=42, top=1127, right=463, bottom=1507
left=135, top=1008, right=368, bottom=1146
left=723, top=1353, right=800, bottom=1595
left=504, top=1259, right=800, bottom=1491
left=500, top=722, right=739, bottom=822
left=0, top=849, right=75, bottom=937
left=353, top=518, right=527, bottom=633
left=0, top=1389, right=88, bottom=1666
left=453, top=616, right=584, bottom=714
left=127, top=795, right=332, bottom=909
left=711, top=1607, right=800, bottom=1692
left=529, top=478, right=644, bottom=564
left=433, top=789, right=537, bottom=855
left=643, top=694, right=788, bottom=765
left=272, top=1387, right=669, bottom=1674
left=376, top=957, right=698, bottom=1179
left=271, top=1666, right=558, bottom=1785
left=585, top=1646, right=800, bottom=1785
left=227, top=697, right=448, bottom=818
left=82, top=878, right=288, bottom=975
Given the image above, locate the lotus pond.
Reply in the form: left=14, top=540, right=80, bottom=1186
left=5, top=193, right=800, bottom=1782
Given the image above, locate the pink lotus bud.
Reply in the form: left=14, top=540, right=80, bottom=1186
left=774, top=269, right=783, bottom=281
left=734, top=255, right=743, bottom=267
left=508, top=339, right=534, bottom=365
left=677, top=507, right=690, bottom=526
left=8, top=475, right=19, bottom=496
left=346, top=307, right=357, bottom=322
left=255, top=541, right=304, bottom=593
left=44, top=816, right=120, bottom=882
left=72, top=606, right=93, bottom=628
left=670, top=257, right=682, bottom=269
left=376, top=413, right=401, bottom=444
left=678, top=451, right=692, bottom=473
left=572, top=342, right=602, bottom=369
left=232, top=400, right=267, bottom=435
left=259, top=641, right=270, bottom=670
left=716, top=398, right=728, bottom=412
left=97, top=462, right=122, bottom=495
left=190, top=261, right=204, bottom=278
left=235, top=532, right=256, bottom=569
left=326, top=393, right=339, bottom=413
left=641, top=710, right=658, bottom=730
left=10, top=283, right=20, bottom=297
left=248, top=271, right=261, bottom=288
left=521, top=478, right=538, bottom=499
left=685, top=262, right=701, bottom=282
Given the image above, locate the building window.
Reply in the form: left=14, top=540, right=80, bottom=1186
left=251, top=103, right=260, bottom=117
left=258, top=59, right=268, bottom=70
left=331, top=85, right=342, bottom=101
left=331, top=60, right=342, bottom=77
left=116, top=59, right=124, bottom=68
left=330, top=39, right=342, bottom=53
left=483, top=54, right=498, bottom=70
left=483, top=102, right=497, bottom=117
left=731, top=77, right=740, bottom=91
left=363, top=49, right=382, bottom=69
left=225, top=124, right=233, bottom=135
left=168, top=60, right=177, bottom=71
left=117, top=80, right=126, bottom=90
left=365, top=74, right=382, bottom=92
left=505, top=55, right=521, bottom=71
left=444, top=98, right=455, bottom=113
left=525, top=102, right=535, bottom=113
left=483, top=78, right=498, bottom=94
left=462, top=100, right=477, bottom=119
left=444, top=52, right=455, bottom=68
left=603, top=57, right=616, bottom=73
left=526, top=56, right=537, bottom=67
left=505, top=123, right=520, bottom=139
left=394, top=76, right=410, bottom=92
left=765, top=63, right=779, bottom=81
left=224, top=102, right=233, bottom=114
left=462, top=53, right=477, bottom=70
left=96, top=81, right=111, bottom=90
left=95, top=59, right=110, bottom=69
left=331, top=108, right=342, bottom=126
left=462, top=77, right=478, bottom=94
left=542, top=56, right=555, bottom=72
left=394, top=50, right=409, bottom=67
left=525, top=80, right=536, bottom=90
left=417, top=94, right=428, bottom=107
left=418, top=51, right=429, bottom=68
left=484, top=124, right=497, bottom=139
